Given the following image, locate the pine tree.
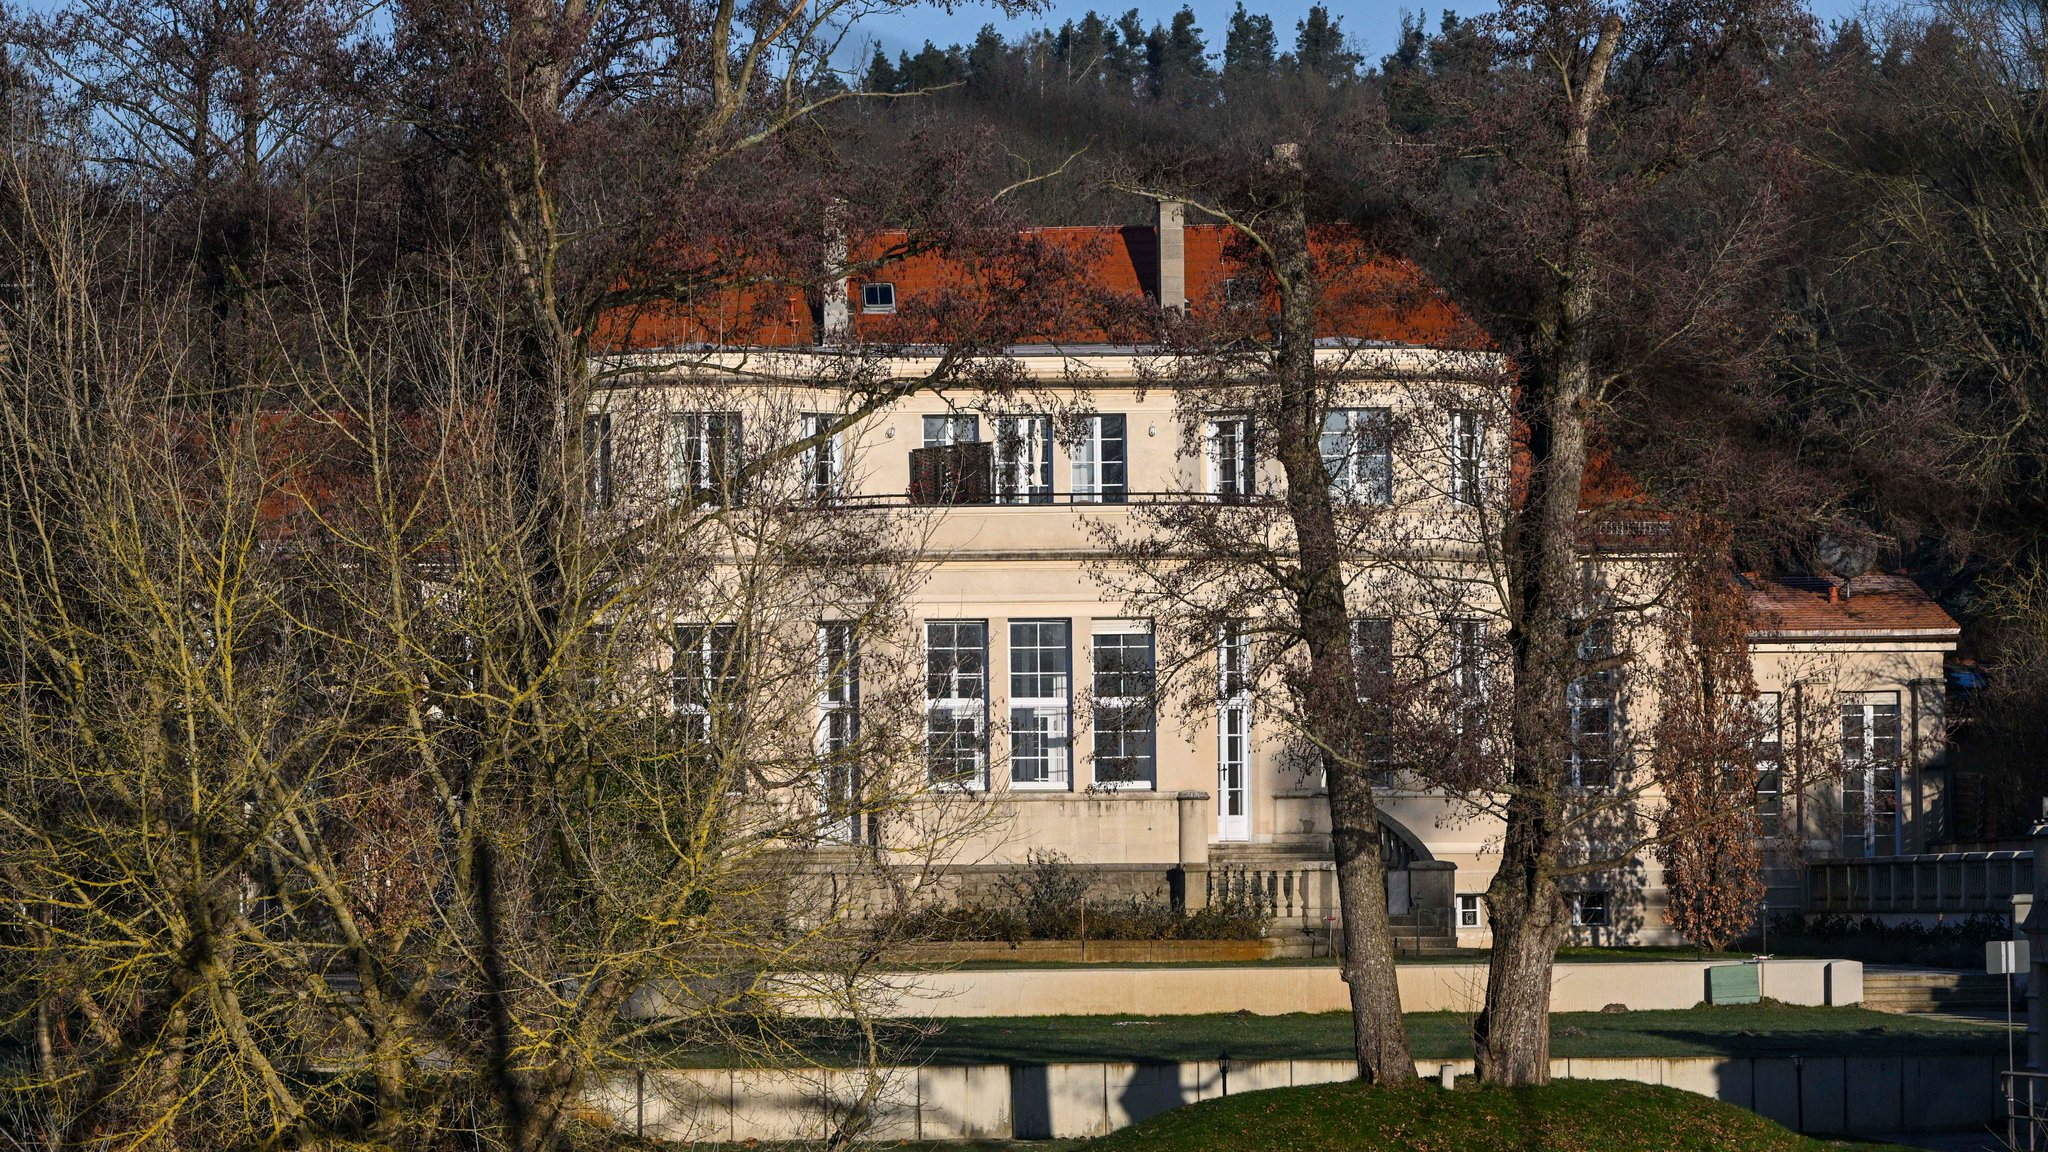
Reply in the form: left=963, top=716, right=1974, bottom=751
left=862, top=46, right=901, bottom=94
left=1293, top=5, right=1358, bottom=79
left=1224, top=2, right=1276, bottom=76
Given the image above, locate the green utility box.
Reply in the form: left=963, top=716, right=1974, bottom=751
left=1706, top=963, right=1762, bottom=1005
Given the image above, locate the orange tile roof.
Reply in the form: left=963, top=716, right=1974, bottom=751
left=596, top=224, right=1487, bottom=352
left=1743, top=573, right=1960, bottom=641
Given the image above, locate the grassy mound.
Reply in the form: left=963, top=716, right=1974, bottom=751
left=1082, top=1078, right=1913, bottom=1152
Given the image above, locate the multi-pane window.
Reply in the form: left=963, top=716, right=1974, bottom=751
left=1569, top=890, right=1610, bottom=927
left=1009, top=620, right=1071, bottom=787
left=1754, top=692, right=1784, bottom=839
left=923, top=414, right=980, bottom=447
left=1217, top=621, right=1251, bottom=840
left=1351, top=616, right=1394, bottom=700
left=995, top=415, right=1054, bottom=505
left=1071, top=414, right=1128, bottom=504
left=1568, top=619, right=1617, bottom=789
left=925, top=621, right=988, bottom=788
left=1457, top=894, right=1483, bottom=929
left=1352, top=615, right=1395, bottom=782
left=1092, top=628, right=1156, bottom=788
left=1450, top=410, right=1483, bottom=506
left=583, top=413, right=613, bottom=511
left=1206, top=416, right=1255, bottom=502
left=819, top=622, right=863, bottom=841
left=1841, top=695, right=1902, bottom=857
left=1321, top=408, right=1393, bottom=503
left=673, top=623, right=741, bottom=747
left=861, top=282, right=896, bottom=312
left=1451, top=617, right=1487, bottom=734
left=671, top=412, right=743, bottom=505
left=799, top=413, right=843, bottom=501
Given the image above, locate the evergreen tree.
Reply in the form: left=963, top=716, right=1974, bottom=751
left=1110, top=9, right=1148, bottom=88
left=1224, top=2, right=1277, bottom=76
left=898, top=40, right=965, bottom=91
left=965, top=24, right=1009, bottom=91
left=1145, top=7, right=1211, bottom=100
left=1292, top=4, right=1358, bottom=78
left=862, top=45, right=901, bottom=93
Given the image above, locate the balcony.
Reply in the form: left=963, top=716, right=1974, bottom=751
left=908, top=442, right=995, bottom=506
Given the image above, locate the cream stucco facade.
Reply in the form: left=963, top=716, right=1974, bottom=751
left=595, top=345, right=1958, bottom=948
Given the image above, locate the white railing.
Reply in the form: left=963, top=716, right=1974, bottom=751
left=1209, top=863, right=1337, bottom=924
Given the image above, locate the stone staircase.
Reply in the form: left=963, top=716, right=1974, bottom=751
left=1861, top=968, right=2008, bottom=1015
left=1388, top=909, right=1460, bottom=957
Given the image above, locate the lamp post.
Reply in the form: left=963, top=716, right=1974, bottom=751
left=1219, top=1050, right=1232, bottom=1098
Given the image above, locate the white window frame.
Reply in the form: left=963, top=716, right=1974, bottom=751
left=1457, top=893, right=1482, bottom=929
left=925, top=620, right=988, bottom=789
left=861, top=281, right=896, bottom=313
left=1754, top=692, right=1783, bottom=840
left=1570, top=890, right=1610, bottom=927
left=1008, top=619, right=1071, bottom=789
left=1205, top=415, right=1255, bottom=501
left=923, top=413, right=980, bottom=448
left=1568, top=619, right=1617, bottom=789
left=1217, top=620, right=1252, bottom=841
left=583, top=413, right=612, bottom=512
left=1450, top=617, right=1487, bottom=736
left=673, top=622, right=741, bottom=748
left=1841, top=693, right=1902, bottom=857
left=1352, top=615, right=1395, bottom=784
left=1071, top=414, right=1128, bottom=504
left=1450, top=410, right=1483, bottom=506
left=670, top=411, right=742, bottom=505
left=818, top=622, right=861, bottom=841
left=1091, top=625, right=1156, bottom=790
left=799, top=413, right=844, bottom=501
left=995, top=415, right=1054, bottom=505
left=1321, top=407, right=1392, bottom=503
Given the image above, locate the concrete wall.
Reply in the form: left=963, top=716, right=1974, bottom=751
left=880, top=959, right=1864, bottom=1018
left=590, top=1049, right=1995, bottom=1142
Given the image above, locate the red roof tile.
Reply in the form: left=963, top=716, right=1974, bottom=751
left=1743, top=573, right=1960, bottom=641
left=597, top=223, right=1486, bottom=352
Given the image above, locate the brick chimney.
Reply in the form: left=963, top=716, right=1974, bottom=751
left=1156, top=199, right=1186, bottom=313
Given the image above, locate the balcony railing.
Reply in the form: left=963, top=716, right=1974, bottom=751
left=1804, top=850, right=2033, bottom=917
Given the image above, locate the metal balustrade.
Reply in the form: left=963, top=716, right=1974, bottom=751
left=1805, top=850, right=2033, bottom=916
left=2009, top=1071, right=2048, bottom=1151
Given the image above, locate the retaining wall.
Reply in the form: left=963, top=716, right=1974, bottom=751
left=881, top=959, right=1863, bottom=1017
left=588, top=1051, right=1997, bottom=1142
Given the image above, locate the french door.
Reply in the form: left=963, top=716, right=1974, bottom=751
left=1217, top=702, right=1250, bottom=841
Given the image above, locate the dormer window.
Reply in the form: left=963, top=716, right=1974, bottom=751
left=861, top=282, right=896, bottom=313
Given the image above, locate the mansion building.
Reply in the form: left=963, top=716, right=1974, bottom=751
left=591, top=209, right=1960, bottom=947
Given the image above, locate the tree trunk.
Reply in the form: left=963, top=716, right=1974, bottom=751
left=1266, top=141, right=1416, bottom=1084
left=1472, top=13, right=1621, bottom=1086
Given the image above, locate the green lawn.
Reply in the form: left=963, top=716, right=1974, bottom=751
left=639, top=1004, right=2003, bottom=1067
left=1078, top=1078, right=1916, bottom=1152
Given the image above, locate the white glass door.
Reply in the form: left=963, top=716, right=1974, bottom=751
left=1218, top=703, right=1249, bottom=841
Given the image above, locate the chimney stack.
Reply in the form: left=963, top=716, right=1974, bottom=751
left=1156, top=199, right=1186, bottom=314
left=821, top=201, right=850, bottom=343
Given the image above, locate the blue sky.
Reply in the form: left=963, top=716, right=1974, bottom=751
left=854, top=0, right=1890, bottom=66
